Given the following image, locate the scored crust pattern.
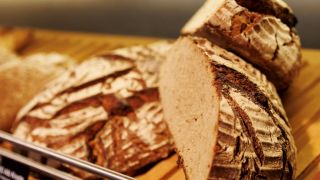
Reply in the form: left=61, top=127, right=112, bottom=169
left=183, top=0, right=301, bottom=90
left=12, top=41, right=174, bottom=176
left=193, top=37, right=296, bottom=179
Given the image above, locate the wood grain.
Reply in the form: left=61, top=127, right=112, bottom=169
left=16, top=28, right=320, bottom=179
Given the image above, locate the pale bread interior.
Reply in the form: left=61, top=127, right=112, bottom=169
left=160, top=37, right=220, bottom=180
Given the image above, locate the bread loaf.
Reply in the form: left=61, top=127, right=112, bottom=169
left=0, top=53, right=73, bottom=131
left=235, top=0, right=297, bottom=27
left=182, top=0, right=301, bottom=91
left=0, top=47, right=18, bottom=66
left=159, top=36, right=296, bottom=179
left=0, top=26, right=33, bottom=52
left=12, top=41, right=174, bottom=177
left=0, top=27, right=33, bottom=65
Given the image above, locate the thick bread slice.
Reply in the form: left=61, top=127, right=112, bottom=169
left=12, top=41, right=174, bottom=177
left=159, top=36, right=296, bottom=179
left=182, top=0, right=301, bottom=91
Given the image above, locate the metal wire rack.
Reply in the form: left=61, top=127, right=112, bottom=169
left=0, top=130, right=135, bottom=180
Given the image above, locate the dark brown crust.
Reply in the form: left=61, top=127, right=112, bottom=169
left=211, top=65, right=294, bottom=179
left=204, top=18, right=300, bottom=91
left=183, top=0, right=302, bottom=91
left=230, top=11, right=263, bottom=36
left=215, top=65, right=286, bottom=119
left=235, top=0, right=298, bottom=27
left=185, top=36, right=296, bottom=179
left=223, top=91, right=265, bottom=164
left=90, top=89, right=173, bottom=176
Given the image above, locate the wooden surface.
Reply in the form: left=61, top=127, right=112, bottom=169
left=15, top=29, right=320, bottom=179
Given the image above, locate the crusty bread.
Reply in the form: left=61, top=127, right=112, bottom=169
left=0, top=27, right=33, bottom=66
left=182, top=0, right=301, bottom=91
left=0, top=53, right=73, bottom=131
left=235, top=0, right=297, bottom=27
left=109, top=40, right=172, bottom=88
left=160, top=36, right=296, bottom=179
left=0, top=47, right=18, bottom=66
left=12, top=41, right=174, bottom=177
left=0, top=26, right=33, bottom=52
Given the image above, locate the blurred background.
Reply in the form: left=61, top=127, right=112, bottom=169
left=0, top=0, right=318, bottom=48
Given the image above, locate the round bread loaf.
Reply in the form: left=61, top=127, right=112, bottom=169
left=12, top=41, right=174, bottom=177
left=0, top=53, right=72, bottom=131
left=0, top=26, right=33, bottom=52
left=160, top=36, right=297, bottom=179
left=182, top=0, right=302, bottom=91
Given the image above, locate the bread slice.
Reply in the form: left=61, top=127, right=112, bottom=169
left=159, top=36, right=296, bottom=179
left=182, top=0, right=301, bottom=91
left=12, top=41, right=174, bottom=177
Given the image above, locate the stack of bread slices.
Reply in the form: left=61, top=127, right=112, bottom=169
left=11, top=0, right=301, bottom=179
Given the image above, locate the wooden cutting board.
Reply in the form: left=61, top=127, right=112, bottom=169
left=18, top=28, right=320, bottom=180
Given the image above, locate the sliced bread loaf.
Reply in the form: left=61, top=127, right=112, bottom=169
left=160, top=36, right=296, bottom=179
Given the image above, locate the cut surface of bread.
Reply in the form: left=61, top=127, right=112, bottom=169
left=182, top=0, right=301, bottom=91
left=160, top=37, right=220, bottom=180
left=160, top=36, right=296, bottom=179
left=12, top=41, right=174, bottom=177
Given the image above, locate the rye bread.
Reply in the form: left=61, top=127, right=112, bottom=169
left=160, top=36, right=296, bottom=179
left=12, top=41, right=174, bottom=177
left=182, top=0, right=301, bottom=91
